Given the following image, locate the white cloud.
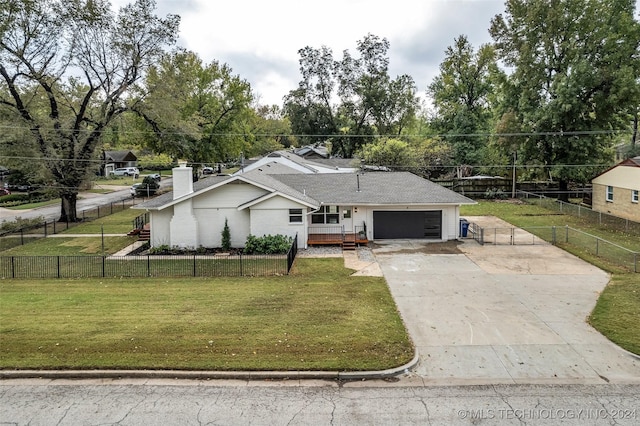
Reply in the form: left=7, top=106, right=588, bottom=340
left=111, top=0, right=640, bottom=106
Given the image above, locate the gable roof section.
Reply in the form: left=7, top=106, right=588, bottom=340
left=272, top=172, right=476, bottom=205
left=103, top=150, right=137, bottom=162
left=592, top=156, right=640, bottom=180
left=134, top=163, right=319, bottom=211
left=134, top=167, right=475, bottom=212
left=236, top=150, right=358, bottom=175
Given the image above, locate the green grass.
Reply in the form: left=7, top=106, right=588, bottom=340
left=5, top=199, right=59, bottom=210
left=589, top=274, right=640, bottom=355
left=60, top=208, right=142, bottom=234
left=461, top=200, right=640, bottom=252
left=0, top=258, right=414, bottom=371
left=462, top=199, right=639, bottom=355
left=0, top=236, right=136, bottom=256
left=92, top=176, right=141, bottom=186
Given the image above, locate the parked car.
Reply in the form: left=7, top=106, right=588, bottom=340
left=147, top=173, right=161, bottom=182
left=202, top=166, right=214, bottom=175
left=111, top=167, right=139, bottom=178
left=133, top=176, right=160, bottom=197
left=130, top=183, right=142, bottom=197
left=0, top=188, right=10, bottom=196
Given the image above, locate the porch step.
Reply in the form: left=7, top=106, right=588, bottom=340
left=342, top=241, right=356, bottom=250
left=138, top=229, right=150, bottom=241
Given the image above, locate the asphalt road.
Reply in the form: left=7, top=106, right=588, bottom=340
left=0, top=178, right=172, bottom=223
left=1, top=381, right=638, bottom=425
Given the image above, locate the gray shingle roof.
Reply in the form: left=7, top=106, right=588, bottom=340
left=134, top=169, right=474, bottom=211
left=271, top=172, right=476, bottom=205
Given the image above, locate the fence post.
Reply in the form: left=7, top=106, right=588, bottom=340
left=11, top=256, right=15, bottom=279
left=57, top=256, right=60, bottom=279
left=147, top=254, right=150, bottom=277
left=97, top=206, right=100, bottom=218
left=102, top=256, right=105, bottom=278
left=240, top=252, right=243, bottom=276
left=510, top=227, right=514, bottom=245
left=110, top=202, right=113, bottom=215
left=596, top=238, right=599, bottom=255
left=193, top=254, right=196, bottom=277
left=20, top=228, right=23, bottom=245
left=552, top=226, right=556, bottom=245
left=565, top=226, right=569, bottom=243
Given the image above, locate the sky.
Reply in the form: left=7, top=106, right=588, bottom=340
left=110, top=0, right=640, bottom=108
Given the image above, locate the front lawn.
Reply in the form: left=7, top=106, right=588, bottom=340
left=589, top=274, right=640, bottom=355
left=0, top=236, right=136, bottom=256
left=0, top=258, right=414, bottom=371
left=60, top=208, right=142, bottom=235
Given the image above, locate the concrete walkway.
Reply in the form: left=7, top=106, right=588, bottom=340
left=373, top=217, right=640, bottom=385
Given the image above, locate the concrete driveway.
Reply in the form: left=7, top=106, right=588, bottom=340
left=372, top=217, right=640, bottom=385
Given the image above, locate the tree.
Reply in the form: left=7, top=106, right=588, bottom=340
left=239, top=104, right=295, bottom=158
left=428, top=35, right=499, bottom=165
left=490, top=0, right=640, bottom=200
left=358, top=138, right=417, bottom=171
left=284, top=34, right=419, bottom=158
left=134, top=50, right=253, bottom=167
left=0, top=0, right=179, bottom=221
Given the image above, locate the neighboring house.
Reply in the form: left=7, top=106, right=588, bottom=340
left=294, top=144, right=329, bottom=159
left=101, top=150, right=138, bottom=176
left=591, top=156, right=640, bottom=222
left=133, top=162, right=476, bottom=250
left=234, top=150, right=359, bottom=175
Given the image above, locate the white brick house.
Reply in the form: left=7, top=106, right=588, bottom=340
left=134, top=162, right=476, bottom=249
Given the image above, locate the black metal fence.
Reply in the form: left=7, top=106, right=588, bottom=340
left=0, top=232, right=299, bottom=279
left=0, top=253, right=292, bottom=279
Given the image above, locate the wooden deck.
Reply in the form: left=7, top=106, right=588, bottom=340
left=307, top=233, right=368, bottom=249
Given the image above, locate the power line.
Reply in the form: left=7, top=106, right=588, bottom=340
left=0, top=124, right=632, bottom=139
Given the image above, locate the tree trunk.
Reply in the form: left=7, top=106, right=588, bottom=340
left=558, top=179, right=569, bottom=203
left=59, top=192, right=78, bottom=223
left=632, top=110, right=638, bottom=151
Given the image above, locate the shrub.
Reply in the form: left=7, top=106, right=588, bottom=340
left=484, top=187, right=507, bottom=200
left=0, top=216, right=46, bottom=233
left=221, top=218, right=231, bottom=251
left=243, top=234, right=293, bottom=254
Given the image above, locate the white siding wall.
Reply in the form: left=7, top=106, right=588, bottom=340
left=249, top=196, right=308, bottom=248
left=150, top=208, right=172, bottom=247
left=193, top=208, right=250, bottom=248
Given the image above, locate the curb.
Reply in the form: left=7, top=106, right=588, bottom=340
left=0, top=352, right=420, bottom=382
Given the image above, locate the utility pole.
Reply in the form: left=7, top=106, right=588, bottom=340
left=511, top=151, right=517, bottom=198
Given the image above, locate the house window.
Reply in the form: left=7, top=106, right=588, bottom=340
left=343, top=208, right=352, bottom=219
left=606, top=186, right=614, bottom=202
left=311, top=206, right=340, bottom=224
left=289, top=208, right=302, bottom=223
left=633, top=190, right=639, bottom=203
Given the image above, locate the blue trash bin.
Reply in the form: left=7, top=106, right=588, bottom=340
left=460, top=218, right=469, bottom=237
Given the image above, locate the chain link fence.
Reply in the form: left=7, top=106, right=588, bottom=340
left=469, top=223, right=638, bottom=273
left=518, top=191, right=640, bottom=235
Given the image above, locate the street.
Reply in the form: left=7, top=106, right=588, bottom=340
left=1, top=380, right=639, bottom=425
